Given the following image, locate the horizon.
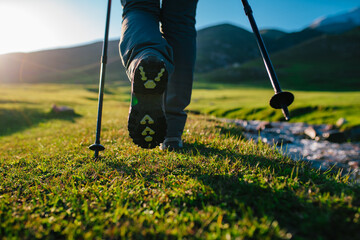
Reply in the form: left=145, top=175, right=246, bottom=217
left=0, top=0, right=359, bottom=55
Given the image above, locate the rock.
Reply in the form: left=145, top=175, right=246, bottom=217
left=51, top=104, right=75, bottom=114
left=348, top=161, right=359, bottom=169
left=304, top=126, right=319, bottom=140
left=322, top=124, right=336, bottom=131
left=322, top=130, right=346, bottom=143
left=274, top=135, right=294, bottom=145
left=347, top=127, right=360, bottom=141
left=336, top=117, right=348, bottom=128
left=256, top=122, right=272, bottom=131
left=224, top=118, right=360, bottom=181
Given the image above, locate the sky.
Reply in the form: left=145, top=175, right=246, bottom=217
left=0, top=0, right=359, bottom=55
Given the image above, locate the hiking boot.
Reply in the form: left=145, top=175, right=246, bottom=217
left=160, top=137, right=183, bottom=151
left=128, top=56, right=168, bottom=149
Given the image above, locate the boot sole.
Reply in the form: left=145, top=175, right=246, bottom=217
left=128, top=56, right=168, bottom=149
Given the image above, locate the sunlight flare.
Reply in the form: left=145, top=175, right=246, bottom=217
left=0, top=4, right=56, bottom=54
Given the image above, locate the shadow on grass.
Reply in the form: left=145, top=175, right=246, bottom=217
left=217, top=125, right=244, bottom=139
left=86, top=87, right=115, bottom=95
left=0, top=100, right=36, bottom=104
left=99, top=121, right=360, bottom=239
left=0, top=108, right=81, bottom=137
left=103, top=142, right=360, bottom=239
left=172, top=142, right=360, bottom=239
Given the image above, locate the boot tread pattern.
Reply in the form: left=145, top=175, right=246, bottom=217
left=128, top=56, right=168, bottom=149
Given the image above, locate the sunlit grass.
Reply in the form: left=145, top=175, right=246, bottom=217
left=0, top=84, right=359, bottom=239
left=190, top=85, right=360, bottom=128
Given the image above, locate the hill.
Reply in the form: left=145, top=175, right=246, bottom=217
left=263, top=28, right=324, bottom=53
left=195, top=25, right=325, bottom=72
left=0, top=24, right=326, bottom=84
left=260, top=29, right=287, bottom=40
left=309, top=7, right=360, bottom=33
left=196, top=27, right=360, bottom=91
left=195, top=24, right=258, bottom=72
left=0, top=40, right=128, bottom=84
left=1, top=6, right=360, bottom=90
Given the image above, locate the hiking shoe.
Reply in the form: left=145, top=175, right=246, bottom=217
left=160, top=137, right=183, bottom=151
left=128, top=56, right=168, bottom=149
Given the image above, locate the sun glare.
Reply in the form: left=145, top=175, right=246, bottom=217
left=0, top=4, right=58, bottom=55
left=0, top=1, right=115, bottom=55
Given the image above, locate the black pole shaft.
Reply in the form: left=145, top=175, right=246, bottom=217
left=241, top=0, right=282, bottom=94
left=240, top=0, right=294, bottom=121
left=93, top=0, right=112, bottom=158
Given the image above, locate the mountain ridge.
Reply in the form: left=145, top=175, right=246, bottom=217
left=309, top=7, right=360, bottom=33
left=0, top=7, right=359, bottom=91
left=196, top=27, right=360, bottom=91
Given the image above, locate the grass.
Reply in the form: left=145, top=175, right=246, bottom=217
left=190, top=84, right=360, bottom=129
left=1, top=84, right=360, bottom=239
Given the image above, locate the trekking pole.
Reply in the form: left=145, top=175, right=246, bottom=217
left=240, top=0, right=294, bottom=120
left=89, top=0, right=112, bottom=158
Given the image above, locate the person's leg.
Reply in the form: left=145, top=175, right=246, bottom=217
left=120, top=0, right=174, bottom=78
left=120, top=0, right=174, bottom=148
left=161, top=0, right=198, bottom=140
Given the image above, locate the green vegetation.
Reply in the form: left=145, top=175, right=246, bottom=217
left=196, top=24, right=258, bottom=72
left=2, top=26, right=359, bottom=93
left=1, top=84, right=359, bottom=239
left=195, top=27, right=360, bottom=91
left=190, top=85, right=360, bottom=129
left=1, top=19, right=358, bottom=239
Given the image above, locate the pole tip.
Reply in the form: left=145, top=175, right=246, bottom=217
left=89, top=143, right=105, bottom=158
left=282, top=107, right=291, bottom=121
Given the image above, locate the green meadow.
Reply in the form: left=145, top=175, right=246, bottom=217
left=190, top=83, right=360, bottom=129
left=1, top=83, right=359, bottom=239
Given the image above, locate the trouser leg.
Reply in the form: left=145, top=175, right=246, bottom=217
left=119, top=0, right=174, bottom=80
left=161, top=0, right=198, bottom=138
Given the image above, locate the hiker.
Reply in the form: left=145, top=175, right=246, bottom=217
left=119, top=0, right=199, bottom=150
